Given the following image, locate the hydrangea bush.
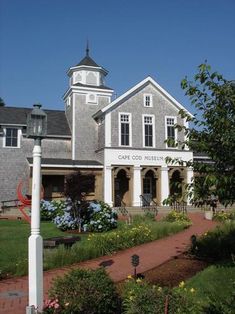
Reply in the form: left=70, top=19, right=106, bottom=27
left=40, top=200, right=65, bottom=221
left=84, top=201, right=118, bottom=232
left=41, top=199, right=118, bottom=232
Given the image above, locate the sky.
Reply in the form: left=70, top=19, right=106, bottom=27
left=0, top=0, right=235, bottom=115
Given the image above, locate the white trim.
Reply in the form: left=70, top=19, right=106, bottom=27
left=118, top=112, right=132, bottom=147
left=105, top=112, right=111, bottom=147
left=28, top=163, right=103, bottom=169
left=72, top=93, right=76, bottom=160
left=143, top=93, right=153, bottom=107
left=97, top=76, right=193, bottom=118
left=2, top=127, right=21, bottom=148
left=1, top=123, right=27, bottom=127
left=165, top=116, right=177, bottom=149
left=63, top=86, right=113, bottom=100
left=67, top=65, right=108, bottom=76
left=142, top=114, right=155, bottom=148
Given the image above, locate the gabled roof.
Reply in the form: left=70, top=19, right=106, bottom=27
left=0, top=106, right=71, bottom=137
left=93, top=76, right=194, bottom=119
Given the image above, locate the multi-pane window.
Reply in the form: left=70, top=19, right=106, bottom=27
left=4, top=128, right=19, bottom=147
left=144, top=94, right=152, bottom=107
left=120, top=114, right=130, bottom=146
left=144, top=116, right=154, bottom=147
left=166, top=117, right=176, bottom=147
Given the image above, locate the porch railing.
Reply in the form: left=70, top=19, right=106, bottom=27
left=139, top=194, right=158, bottom=216
left=115, top=195, right=129, bottom=216
left=170, top=201, right=187, bottom=214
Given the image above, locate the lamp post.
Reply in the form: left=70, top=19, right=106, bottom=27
left=26, top=104, right=47, bottom=314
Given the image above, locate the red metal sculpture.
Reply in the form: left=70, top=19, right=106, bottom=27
left=16, top=180, right=44, bottom=223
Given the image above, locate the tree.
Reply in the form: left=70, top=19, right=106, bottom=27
left=0, top=97, right=5, bottom=106
left=64, top=171, right=95, bottom=231
left=168, top=63, right=235, bottom=206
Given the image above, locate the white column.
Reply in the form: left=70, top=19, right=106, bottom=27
left=28, top=141, right=43, bottom=312
left=132, top=166, right=142, bottom=206
left=160, top=167, right=169, bottom=205
left=104, top=166, right=113, bottom=207
left=186, top=167, right=194, bottom=205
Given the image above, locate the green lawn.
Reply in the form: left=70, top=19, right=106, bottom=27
left=0, top=220, right=85, bottom=277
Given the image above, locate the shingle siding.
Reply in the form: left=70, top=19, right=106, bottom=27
left=0, top=135, right=71, bottom=202
left=73, top=94, right=109, bottom=160
left=110, top=83, right=185, bottom=149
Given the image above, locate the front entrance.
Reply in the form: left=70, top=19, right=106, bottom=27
left=142, top=170, right=157, bottom=205
left=170, top=170, right=183, bottom=200
left=114, top=168, right=130, bottom=206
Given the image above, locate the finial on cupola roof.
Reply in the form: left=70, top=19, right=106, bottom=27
left=86, top=40, right=89, bottom=57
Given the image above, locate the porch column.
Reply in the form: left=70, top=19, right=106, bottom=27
left=160, top=166, right=169, bottom=205
left=186, top=167, right=194, bottom=205
left=132, top=166, right=142, bottom=206
left=104, top=166, right=113, bottom=207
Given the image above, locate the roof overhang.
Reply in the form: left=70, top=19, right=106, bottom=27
left=27, top=158, right=103, bottom=169
left=67, top=65, right=108, bottom=77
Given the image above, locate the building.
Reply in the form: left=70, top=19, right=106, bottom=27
left=0, top=49, right=194, bottom=208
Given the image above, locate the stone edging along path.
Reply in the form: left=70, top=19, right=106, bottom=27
left=0, top=212, right=217, bottom=314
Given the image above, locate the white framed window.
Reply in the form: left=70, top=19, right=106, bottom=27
left=143, top=94, right=153, bottom=107
left=165, top=116, right=177, bottom=148
left=119, top=113, right=132, bottom=146
left=86, top=93, right=97, bottom=104
left=3, top=127, right=21, bottom=148
left=142, top=115, right=155, bottom=148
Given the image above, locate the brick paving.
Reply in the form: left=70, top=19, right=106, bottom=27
left=0, top=212, right=217, bottom=314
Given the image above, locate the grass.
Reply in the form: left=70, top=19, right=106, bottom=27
left=0, top=220, right=86, bottom=277
left=0, top=217, right=190, bottom=278
left=185, top=262, right=235, bottom=311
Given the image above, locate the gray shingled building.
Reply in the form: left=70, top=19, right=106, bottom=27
left=0, top=50, right=197, bottom=208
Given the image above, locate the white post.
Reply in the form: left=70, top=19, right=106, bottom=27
left=160, top=167, right=169, bottom=205
left=28, top=139, right=43, bottom=312
left=104, top=166, right=113, bottom=207
left=132, top=166, right=142, bottom=206
left=186, top=167, right=194, bottom=205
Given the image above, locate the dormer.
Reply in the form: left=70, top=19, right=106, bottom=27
left=67, top=46, right=108, bottom=88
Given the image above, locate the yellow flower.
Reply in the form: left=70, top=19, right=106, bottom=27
left=157, top=287, right=162, bottom=292
left=179, top=281, right=185, bottom=288
left=136, top=278, right=142, bottom=283
left=190, top=288, right=195, bottom=293
left=127, top=275, right=132, bottom=279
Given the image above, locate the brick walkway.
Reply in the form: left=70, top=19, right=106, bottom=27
left=0, top=212, right=217, bottom=314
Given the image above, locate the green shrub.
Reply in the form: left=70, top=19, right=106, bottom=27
left=163, top=210, right=191, bottom=224
left=84, top=201, right=118, bottom=232
left=121, top=277, right=202, bottom=314
left=143, top=211, right=156, bottom=221
left=193, top=222, right=235, bottom=260
left=213, top=210, right=235, bottom=222
left=44, top=268, right=120, bottom=314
